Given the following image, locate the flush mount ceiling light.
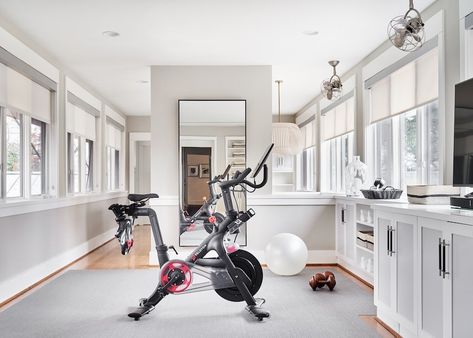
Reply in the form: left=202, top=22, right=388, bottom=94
left=272, top=80, right=303, bottom=155
left=303, top=30, right=319, bottom=36
left=102, top=30, right=120, bottom=38
left=388, top=0, right=425, bottom=52
left=321, top=60, right=343, bottom=101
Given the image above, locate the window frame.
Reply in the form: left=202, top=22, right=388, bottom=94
left=368, top=100, right=441, bottom=189
left=30, top=118, right=47, bottom=196
left=322, top=131, right=354, bottom=193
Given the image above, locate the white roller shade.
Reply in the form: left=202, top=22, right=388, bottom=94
left=390, top=62, right=415, bottom=116
left=369, top=47, right=438, bottom=124
left=106, top=122, right=122, bottom=151
left=299, top=119, right=316, bottom=149
left=370, top=77, right=390, bottom=122
left=5, top=66, right=51, bottom=123
left=66, top=102, right=96, bottom=141
left=416, top=48, right=438, bottom=105
left=322, top=96, right=355, bottom=141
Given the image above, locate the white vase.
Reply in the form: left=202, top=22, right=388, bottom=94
left=345, top=156, right=368, bottom=196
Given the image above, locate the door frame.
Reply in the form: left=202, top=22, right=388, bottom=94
left=129, top=132, right=151, bottom=194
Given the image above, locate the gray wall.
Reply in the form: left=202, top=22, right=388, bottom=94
left=149, top=65, right=335, bottom=260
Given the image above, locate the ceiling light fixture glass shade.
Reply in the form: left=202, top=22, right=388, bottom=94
left=271, top=80, right=303, bottom=155
left=388, top=0, right=425, bottom=52
left=321, top=60, right=343, bottom=101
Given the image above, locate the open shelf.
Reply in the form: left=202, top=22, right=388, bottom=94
left=356, top=244, right=374, bottom=254
left=356, top=220, right=374, bottom=227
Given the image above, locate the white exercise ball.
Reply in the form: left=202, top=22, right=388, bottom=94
left=265, top=233, right=308, bottom=276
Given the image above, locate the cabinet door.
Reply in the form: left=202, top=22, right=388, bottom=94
left=420, top=225, right=444, bottom=338
left=451, top=233, right=473, bottom=338
left=344, top=204, right=356, bottom=261
left=376, top=215, right=393, bottom=309
left=336, top=204, right=346, bottom=257
left=394, top=216, right=417, bottom=331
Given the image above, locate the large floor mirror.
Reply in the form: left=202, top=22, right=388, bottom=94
left=178, top=100, right=247, bottom=247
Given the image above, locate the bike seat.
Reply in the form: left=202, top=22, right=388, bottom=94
left=128, top=193, right=159, bottom=202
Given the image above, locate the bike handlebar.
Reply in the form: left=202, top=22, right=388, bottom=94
left=241, top=165, right=268, bottom=189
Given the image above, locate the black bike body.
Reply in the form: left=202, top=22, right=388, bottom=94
left=108, top=144, right=274, bottom=321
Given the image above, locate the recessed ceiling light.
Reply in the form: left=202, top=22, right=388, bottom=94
left=303, top=30, right=319, bottom=36
left=102, top=31, right=120, bottom=38
left=137, top=80, right=149, bottom=84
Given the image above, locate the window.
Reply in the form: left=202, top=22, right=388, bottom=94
left=321, top=95, right=356, bottom=193
left=6, top=110, right=23, bottom=198
left=65, top=95, right=98, bottom=195
left=370, top=101, right=440, bottom=189
left=106, top=146, right=120, bottom=191
left=0, top=64, right=52, bottom=200
left=322, top=132, right=354, bottom=192
left=105, top=119, right=123, bottom=191
left=296, top=119, right=317, bottom=191
left=30, top=118, right=46, bottom=195
left=67, top=133, right=81, bottom=194
left=366, top=47, right=440, bottom=189
left=85, top=139, right=93, bottom=192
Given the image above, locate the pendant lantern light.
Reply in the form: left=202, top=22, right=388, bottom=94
left=271, top=80, right=303, bottom=155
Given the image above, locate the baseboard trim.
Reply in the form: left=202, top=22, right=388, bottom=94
left=337, top=264, right=373, bottom=289
left=374, top=317, right=402, bottom=338
left=0, top=228, right=116, bottom=306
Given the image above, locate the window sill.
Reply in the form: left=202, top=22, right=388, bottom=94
left=0, top=191, right=128, bottom=218
left=248, top=193, right=336, bottom=206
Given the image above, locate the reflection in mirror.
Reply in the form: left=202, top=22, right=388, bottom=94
left=179, top=100, right=246, bottom=246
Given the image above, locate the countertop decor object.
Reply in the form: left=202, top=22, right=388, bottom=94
left=407, top=185, right=461, bottom=205
left=345, top=156, right=367, bottom=196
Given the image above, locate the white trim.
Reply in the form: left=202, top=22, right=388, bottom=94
left=105, top=105, right=125, bottom=127
left=0, top=191, right=127, bottom=218
left=149, top=195, right=179, bottom=206
left=0, top=227, right=116, bottom=304
left=65, top=77, right=101, bottom=111
left=0, top=26, right=59, bottom=83
left=248, top=193, right=335, bottom=206
left=129, top=132, right=151, bottom=194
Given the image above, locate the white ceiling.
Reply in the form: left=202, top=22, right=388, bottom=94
left=0, top=0, right=436, bottom=116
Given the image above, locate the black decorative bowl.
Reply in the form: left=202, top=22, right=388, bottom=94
left=360, top=189, right=403, bottom=199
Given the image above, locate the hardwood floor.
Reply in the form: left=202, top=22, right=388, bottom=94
left=0, top=224, right=396, bottom=337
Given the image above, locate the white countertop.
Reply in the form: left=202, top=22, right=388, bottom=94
left=372, top=203, right=473, bottom=226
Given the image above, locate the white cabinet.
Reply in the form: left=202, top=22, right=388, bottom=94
left=374, top=211, right=418, bottom=337
left=419, top=217, right=473, bottom=338
left=374, top=210, right=473, bottom=338
left=335, top=202, right=356, bottom=263
left=451, top=233, right=473, bottom=338
left=335, top=200, right=374, bottom=284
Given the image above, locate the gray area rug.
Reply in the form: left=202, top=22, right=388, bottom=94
left=0, top=268, right=379, bottom=338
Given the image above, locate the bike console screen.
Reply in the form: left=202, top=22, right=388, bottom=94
left=251, top=143, right=274, bottom=178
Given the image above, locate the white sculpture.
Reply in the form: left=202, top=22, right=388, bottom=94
left=345, top=156, right=368, bottom=196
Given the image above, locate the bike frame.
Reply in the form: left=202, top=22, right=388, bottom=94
left=129, top=175, right=256, bottom=305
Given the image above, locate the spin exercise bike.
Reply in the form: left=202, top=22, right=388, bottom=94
left=178, top=164, right=232, bottom=235
left=108, top=144, right=274, bottom=321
